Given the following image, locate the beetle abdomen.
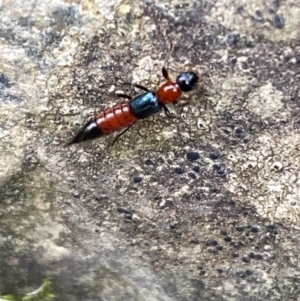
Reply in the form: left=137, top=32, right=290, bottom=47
left=96, top=102, right=138, bottom=134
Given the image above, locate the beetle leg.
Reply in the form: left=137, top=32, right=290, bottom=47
left=174, top=101, right=189, bottom=107
left=110, top=123, right=135, bottom=147
left=134, top=84, right=150, bottom=92
left=162, top=104, right=175, bottom=118
left=115, top=93, right=132, bottom=100
left=162, top=67, right=170, bottom=81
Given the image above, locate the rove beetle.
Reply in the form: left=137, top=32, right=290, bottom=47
left=65, top=67, right=199, bottom=146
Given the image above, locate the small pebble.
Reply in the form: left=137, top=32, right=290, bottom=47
left=224, top=236, right=232, bottom=242
left=273, top=14, right=284, bottom=29
left=248, top=252, right=255, bottom=259
left=145, top=159, right=154, bottom=165
left=133, top=176, right=143, bottom=183
left=117, top=207, right=131, bottom=214
left=213, top=164, right=221, bottom=171
left=206, top=239, right=218, bottom=246
left=251, top=226, right=259, bottom=233
left=188, top=172, right=196, bottom=179
left=124, top=213, right=132, bottom=220
left=186, top=151, right=200, bottom=161
left=237, top=6, right=244, bottom=13
left=255, top=9, right=263, bottom=19
left=192, top=166, right=200, bottom=173
left=174, top=167, right=184, bottom=174
left=227, top=34, right=240, bottom=46
left=235, top=127, right=244, bottom=135
left=217, top=168, right=226, bottom=176
left=242, top=256, right=251, bottom=263
left=231, top=57, right=237, bottom=65
left=210, top=152, right=219, bottom=160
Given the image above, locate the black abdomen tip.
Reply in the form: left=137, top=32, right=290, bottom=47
left=64, top=119, right=103, bottom=146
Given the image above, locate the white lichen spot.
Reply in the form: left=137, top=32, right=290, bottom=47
left=95, top=0, right=123, bottom=20
left=161, top=130, right=175, bottom=140
left=47, top=74, right=59, bottom=89
left=109, top=85, right=116, bottom=93
left=42, top=240, right=70, bottom=262
left=173, top=185, right=190, bottom=197
left=133, top=56, right=155, bottom=83
left=159, top=200, right=166, bottom=208
left=267, top=180, right=282, bottom=192
left=117, top=3, right=131, bottom=15
left=247, top=83, right=284, bottom=117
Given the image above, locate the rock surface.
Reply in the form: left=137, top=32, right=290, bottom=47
left=1, top=0, right=300, bottom=300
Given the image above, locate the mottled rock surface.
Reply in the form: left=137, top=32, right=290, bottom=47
left=1, top=0, right=300, bottom=300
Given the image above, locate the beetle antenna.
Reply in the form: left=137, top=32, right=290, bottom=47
left=163, top=41, right=174, bottom=68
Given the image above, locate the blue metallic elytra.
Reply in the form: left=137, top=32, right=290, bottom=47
left=129, top=92, right=162, bottom=119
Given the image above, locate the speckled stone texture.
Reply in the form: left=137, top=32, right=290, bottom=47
left=1, top=0, right=300, bottom=300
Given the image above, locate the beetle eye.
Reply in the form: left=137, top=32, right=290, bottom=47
left=176, top=72, right=199, bottom=92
